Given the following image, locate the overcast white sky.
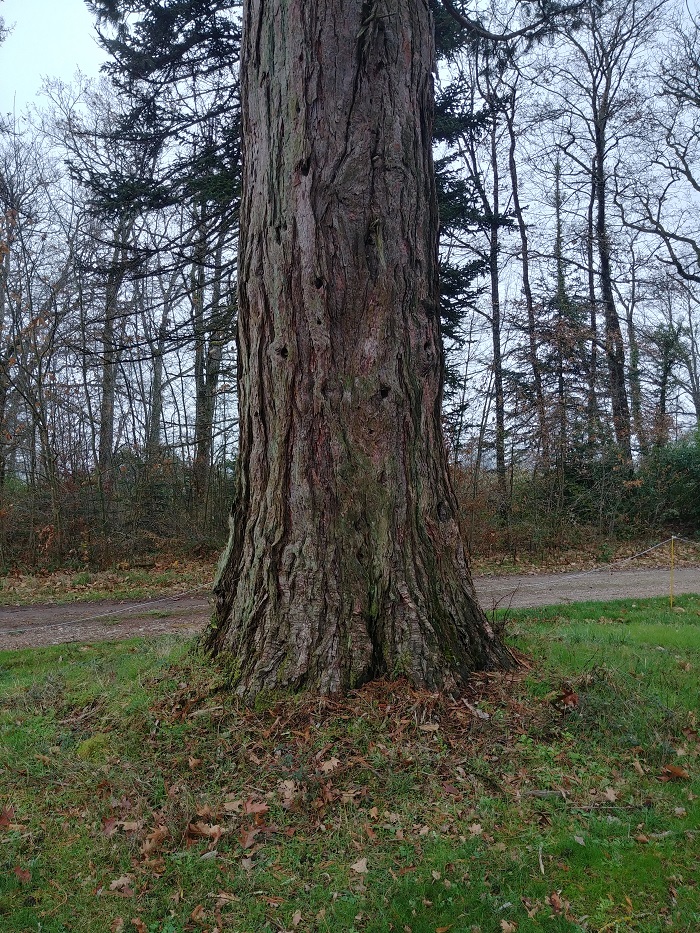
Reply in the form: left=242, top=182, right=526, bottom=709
left=0, top=0, right=106, bottom=115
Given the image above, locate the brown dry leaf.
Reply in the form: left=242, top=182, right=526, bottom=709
left=278, top=780, right=298, bottom=809
left=188, top=756, right=202, bottom=770
left=320, top=757, right=341, bottom=774
left=120, top=821, right=141, bottom=833
left=500, top=922, right=517, bottom=933
left=632, top=759, right=645, bottom=776
left=109, top=875, right=135, bottom=897
left=419, top=723, right=439, bottom=732
left=238, top=825, right=260, bottom=849
left=292, top=909, right=303, bottom=927
left=559, top=691, right=579, bottom=708
left=468, top=823, right=483, bottom=836
left=216, top=892, right=240, bottom=905
left=190, top=904, right=205, bottom=921
left=546, top=892, right=564, bottom=914
left=660, top=764, right=690, bottom=781
left=13, top=866, right=31, bottom=883
left=0, top=805, right=14, bottom=829
left=110, top=919, right=124, bottom=933
left=223, top=799, right=243, bottom=813
left=350, top=857, right=368, bottom=874
left=436, top=926, right=453, bottom=932
left=131, top=921, right=147, bottom=933
left=368, top=806, right=379, bottom=819
left=244, top=798, right=269, bottom=815
left=102, top=817, right=118, bottom=837
left=603, top=787, right=618, bottom=802
left=188, top=822, right=223, bottom=845
left=141, top=825, right=168, bottom=857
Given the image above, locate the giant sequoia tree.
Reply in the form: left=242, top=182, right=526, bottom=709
left=204, top=0, right=513, bottom=698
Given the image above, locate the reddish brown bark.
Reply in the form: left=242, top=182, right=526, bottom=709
left=204, top=0, right=514, bottom=698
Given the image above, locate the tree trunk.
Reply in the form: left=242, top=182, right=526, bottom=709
left=204, top=0, right=513, bottom=698
left=594, top=122, right=632, bottom=461
left=506, top=94, right=548, bottom=468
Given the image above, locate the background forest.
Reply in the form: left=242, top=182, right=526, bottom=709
left=1, top=0, right=700, bottom=570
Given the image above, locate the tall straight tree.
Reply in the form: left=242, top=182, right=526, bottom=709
left=204, top=0, right=513, bottom=698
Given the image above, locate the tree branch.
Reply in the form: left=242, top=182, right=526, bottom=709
left=440, top=0, right=583, bottom=42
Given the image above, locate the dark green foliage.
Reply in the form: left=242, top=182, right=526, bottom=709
left=638, top=433, right=700, bottom=527
left=79, top=1, right=242, bottom=224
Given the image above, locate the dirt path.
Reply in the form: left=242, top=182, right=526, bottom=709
left=1, top=567, right=699, bottom=651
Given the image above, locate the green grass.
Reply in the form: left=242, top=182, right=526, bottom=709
left=1, top=597, right=699, bottom=932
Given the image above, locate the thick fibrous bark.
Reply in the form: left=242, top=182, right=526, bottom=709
left=204, top=0, right=513, bottom=698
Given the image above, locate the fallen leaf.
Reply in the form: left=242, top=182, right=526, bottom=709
left=320, top=757, right=341, bottom=773
left=558, top=691, right=579, bottom=708
left=278, top=780, right=298, bottom=808
left=351, top=857, right=368, bottom=874
left=546, top=892, right=564, bottom=914
left=141, top=825, right=168, bottom=857
left=468, top=823, right=483, bottom=836
left=419, top=723, right=439, bottom=732
left=573, top=835, right=585, bottom=846
left=436, top=926, right=453, bottom=933
left=216, top=892, right=240, bottom=905
left=188, top=756, right=202, bottom=770
left=292, top=909, right=302, bottom=927
left=463, top=699, right=490, bottom=720
left=244, top=798, right=269, bottom=815
left=188, top=821, right=222, bottom=844
left=131, top=921, right=147, bottom=933
left=102, top=817, right=118, bottom=837
left=109, top=875, right=134, bottom=897
left=13, top=866, right=31, bottom=883
left=603, top=787, right=618, bottom=802
left=0, top=805, right=14, bottom=829
left=660, top=764, right=690, bottom=781
left=190, top=904, right=205, bottom=921
left=110, top=920, right=124, bottom=933
left=223, top=799, right=243, bottom=813
left=238, top=825, right=260, bottom=849
left=500, top=922, right=517, bottom=933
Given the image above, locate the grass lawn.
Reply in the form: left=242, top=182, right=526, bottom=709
left=1, top=597, right=698, bottom=932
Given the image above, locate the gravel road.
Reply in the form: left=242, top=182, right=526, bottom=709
left=1, top=567, right=699, bottom=651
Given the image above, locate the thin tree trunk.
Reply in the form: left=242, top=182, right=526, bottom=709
left=205, top=0, right=513, bottom=698
left=594, top=124, right=632, bottom=461
left=488, top=121, right=508, bottom=522
left=506, top=96, right=547, bottom=466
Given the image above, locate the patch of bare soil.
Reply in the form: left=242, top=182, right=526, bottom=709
left=2, top=568, right=700, bottom=650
